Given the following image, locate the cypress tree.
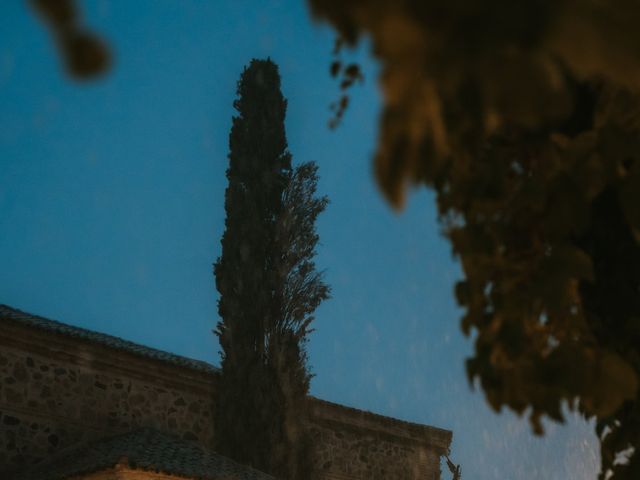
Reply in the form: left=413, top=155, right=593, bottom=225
left=214, top=58, right=329, bottom=479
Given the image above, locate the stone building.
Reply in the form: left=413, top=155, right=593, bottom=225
left=0, top=304, right=452, bottom=479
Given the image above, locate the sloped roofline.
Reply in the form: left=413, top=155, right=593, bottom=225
left=0, top=304, right=219, bottom=375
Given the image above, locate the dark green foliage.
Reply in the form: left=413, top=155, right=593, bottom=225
left=214, top=59, right=329, bottom=480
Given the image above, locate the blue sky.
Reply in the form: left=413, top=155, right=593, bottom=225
left=0, top=1, right=599, bottom=478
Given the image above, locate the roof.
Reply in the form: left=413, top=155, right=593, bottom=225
left=12, top=428, right=275, bottom=480
left=309, top=397, right=452, bottom=453
left=0, top=304, right=219, bottom=375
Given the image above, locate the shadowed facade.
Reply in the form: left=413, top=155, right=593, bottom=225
left=0, top=305, right=452, bottom=479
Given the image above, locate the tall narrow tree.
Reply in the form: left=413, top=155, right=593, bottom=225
left=214, top=59, right=329, bottom=480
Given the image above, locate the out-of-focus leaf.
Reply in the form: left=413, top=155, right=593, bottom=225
left=29, top=0, right=111, bottom=79
left=308, top=1, right=640, bottom=477
left=619, top=162, right=640, bottom=244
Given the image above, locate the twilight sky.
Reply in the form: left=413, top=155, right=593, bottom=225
left=0, top=1, right=599, bottom=478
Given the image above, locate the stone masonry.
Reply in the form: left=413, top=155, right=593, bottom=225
left=0, top=305, right=452, bottom=479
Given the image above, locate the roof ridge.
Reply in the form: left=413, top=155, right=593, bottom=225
left=0, top=304, right=219, bottom=375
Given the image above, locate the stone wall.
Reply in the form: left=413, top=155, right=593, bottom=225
left=0, top=307, right=451, bottom=479
left=0, top=317, right=216, bottom=474
left=309, top=400, right=448, bottom=480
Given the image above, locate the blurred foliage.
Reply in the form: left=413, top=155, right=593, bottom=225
left=25, top=0, right=640, bottom=477
left=328, top=37, right=364, bottom=129
left=214, top=60, right=329, bottom=479
left=29, top=0, right=110, bottom=79
left=307, top=0, right=640, bottom=478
